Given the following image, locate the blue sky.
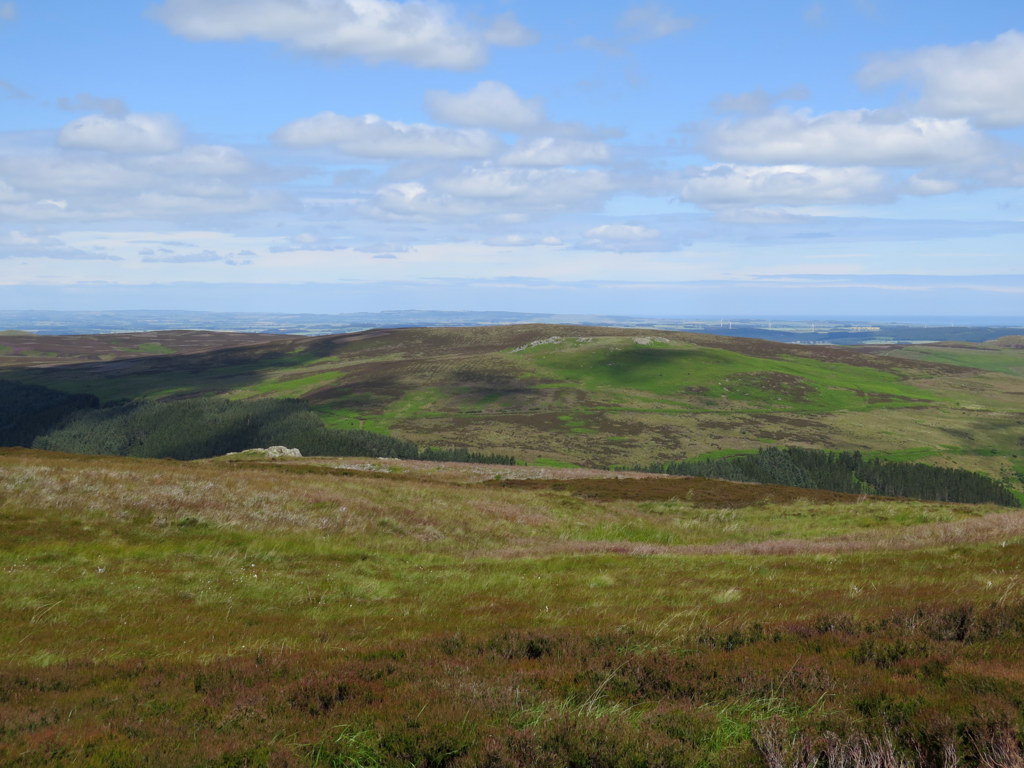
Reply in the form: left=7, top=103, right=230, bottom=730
left=2, top=0, right=1024, bottom=317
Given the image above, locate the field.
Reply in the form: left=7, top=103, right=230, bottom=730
left=4, top=325, right=1024, bottom=489
left=3, top=448, right=1024, bottom=766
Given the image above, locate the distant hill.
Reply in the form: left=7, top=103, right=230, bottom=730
left=0, top=329, right=287, bottom=366
left=3, top=324, right=1022, bottom=494
left=2, top=309, right=1023, bottom=344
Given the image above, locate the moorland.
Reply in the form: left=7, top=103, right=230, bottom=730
left=2, top=324, right=1024, bottom=766
left=3, top=324, right=1023, bottom=486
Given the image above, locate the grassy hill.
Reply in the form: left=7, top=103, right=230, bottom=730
left=3, top=324, right=1023, bottom=490
left=2, top=448, right=1024, bottom=766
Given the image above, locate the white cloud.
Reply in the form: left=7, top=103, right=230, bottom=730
left=702, top=109, right=992, bottom=167
left=906, top=175, right=958, bottom=196
left=680, top=164, right=888, bottom=207
left=137, top=145, right=254, bottom=176
left=3, top=154, right=151, bottom=192
left=485, top=234, right=563, bottom=247
left=371, top=166, right=614, bottom=219
left=500, top=137, right=610, bottom=166
left=581, top=223, right=671, bottom=251
left=0, top=2, right=15, bottom=21
left=135, top=190, right=279, bottom=217
left=275, top=112, right=498, bottom=158
left=425, top=81, right=544, bottom=132
left=585, top=223, right=660, bottom=241
left=618, top=4, right=693, bottom=42
left=0, top=138, right=274, bottom=224
left=152, top=0, right=532, bottom=69
left=860, top=30, right=1024, bottom=127
left=57, top=113, right=183, bottom=154
left=436, top=167, right=613, bottom=206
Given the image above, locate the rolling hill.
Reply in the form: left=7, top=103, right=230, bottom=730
left=3, top=324, right=1022, bottom=490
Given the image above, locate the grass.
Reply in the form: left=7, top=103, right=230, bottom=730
left=228, top=370, right=344, bottom=398
left=3, top=448, right=1024, bottom=765
left=888, top=343, right=1024, bottom=375
left=521, top=339, right=937, bottom=412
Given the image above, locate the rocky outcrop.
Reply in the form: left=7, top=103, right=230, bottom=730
left=225, top=446, right=302, bottom=458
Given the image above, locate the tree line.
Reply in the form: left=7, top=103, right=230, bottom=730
left=639, top=445, right=1020, bottom=507
left=2, top=381, right=514, bottom=465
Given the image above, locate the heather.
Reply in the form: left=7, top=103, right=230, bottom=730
left=3, top=449, right=1023, bottom=766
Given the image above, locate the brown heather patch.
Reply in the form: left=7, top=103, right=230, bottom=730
left=489, top=475, right=881, bottom=507
left=3, top=602, right=1024, bottom=766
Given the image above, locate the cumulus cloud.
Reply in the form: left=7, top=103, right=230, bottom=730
left=135, top=190, right=280, bottom=217
left=585, top=223, right=660, bottom=241
left=618, top=3, right=693, bottom=42
left=370, top=166, right=614, bottom=219
left=425, top=81, right=544, bottom=132
left=485, top=234, right=563, bottom=247
left=0, top=139, right=275, bottom=224
left=500, top=138, right=609, bottom=166
left=702, top=109, right=992, bottom=167
left=2, top=154, right=149, bottom=193
left=860, top=30, right=1024, bottom=127
left=136, top=145, right=254, bottom=176
left=680, top=164, right=888, bottom=207
left=906, top=175, right=958, bottom=196
left=582, top=223, right=670, bottom=251
left=58, top=113, right=184, bottom=153
left=152, top=0, right=532, bottom=69
left=435, top=167, right=613, bottom=205
left=275, top=112, right=498, bottom=158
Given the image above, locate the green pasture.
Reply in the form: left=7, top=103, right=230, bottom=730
left=517, top=338, right=940, bottom=412
left=890, top=344, right=1024, bottom=375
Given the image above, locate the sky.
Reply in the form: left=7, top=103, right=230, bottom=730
left=2, top=0, right=1024, bottom=318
